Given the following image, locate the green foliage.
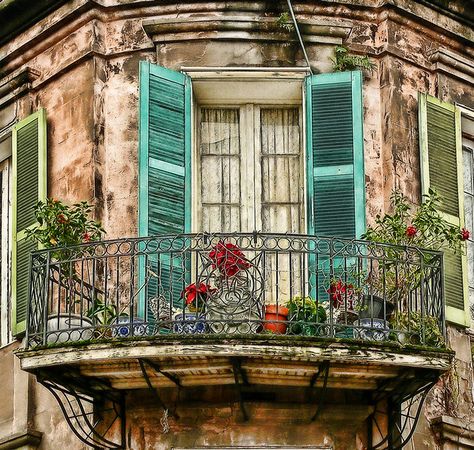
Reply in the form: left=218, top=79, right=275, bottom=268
left=331, top=45, right=376, bottom=73
left=276, top=11, right=295, bottom=32
left=390, top=312, right=444, bottom=347
left=361, top=189, right=467, bottom=305
left=86, top=297, right=118, bottom=325
left=26, top=198, right=105, bottom=252
left=286, top=296, right=327, bottom=335
left=363, top=189, right=465, bottom=252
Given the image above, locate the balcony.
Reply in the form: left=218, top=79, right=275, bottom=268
left=18, top=233, right=453, bottom=449
left=25, top=232, right=446, bottom=348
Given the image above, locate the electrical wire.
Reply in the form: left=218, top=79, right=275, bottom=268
left=286, top=0, right=313, bottom=74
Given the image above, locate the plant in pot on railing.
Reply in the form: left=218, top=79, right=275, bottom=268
left=174, top=282, right=215, bottom=334
left=389, top=311, right=444, bottom=347
left=361, top=189, right=468, bottom=335
left=327, top=279, right=359, bottom=338
left=26, top=198, right=105, bottom=343
left=286, top=296, right=327, bottom=336
left=86, top=297, right=118, bottom=339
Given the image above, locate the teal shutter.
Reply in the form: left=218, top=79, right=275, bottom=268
left=12, top=109, right=47, bottom=335
left=138, top=62, right=192, bottom=320
left=305, top=71, right=365, bottom=299
left=419, top=93, right=469, bottom=327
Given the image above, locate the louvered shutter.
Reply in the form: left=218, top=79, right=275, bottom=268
left=419, top=93, right=469, bottom=326
left=306, top=71, right=365, bottom=299
left=138, top=62, right=192, bottom=320
left=12, top=109, right=47, bottom=335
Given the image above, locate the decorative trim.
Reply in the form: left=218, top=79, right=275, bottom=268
left=17, top=340, right=453, bottom=372
left=430, top=48, right=474, bottom=85
left=0, top=68, right=40, bottom=108
left=142, top=16, right=352, bottom=45
left=432, top=415, right=474, bottom=448
left=0, top=429, right=42, bottom=450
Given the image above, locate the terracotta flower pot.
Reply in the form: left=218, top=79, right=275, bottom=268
left=264, top=305, right=289, bottom=334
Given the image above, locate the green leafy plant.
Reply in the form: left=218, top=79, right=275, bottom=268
left=390, top=312, right=444, bottom=347
left=276, top=11, right=295, bottom=32
left=286, top=296, right=327, bottom=335
left=86, top=297, right=118, bottom=325
left=361, top=189, right=468, bottom=329
left=331, top=45, right=376, bottom=73
left=26, top=198, right=105, bottom=253
left=26, top=198, right=106, bottom=315
left=362, top=189, right=467, bottom=252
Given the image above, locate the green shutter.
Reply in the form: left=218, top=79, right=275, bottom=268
left=12, top=109, right=47, bottom=335
left=306, top=71, right=365, bottom=238
left=138, top=62, right=192, bottom=319
left=306, top=71, right=365, bottom=299
left=419, top=93, right=469, bottom=327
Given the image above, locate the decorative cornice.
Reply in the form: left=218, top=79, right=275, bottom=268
left=432, top=415, right=474, bottom=448
left=430, top=48, right=474, bottom=85
left=142, top=16, right=352, bottom=45
left=0, top=67, right=40, bottom=107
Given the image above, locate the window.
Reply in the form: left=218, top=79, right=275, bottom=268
left=138, top=63, right=365, bottom=240
left=138, top=63, right=365, bottom=311
left=196, top=105, right=303, bottom=233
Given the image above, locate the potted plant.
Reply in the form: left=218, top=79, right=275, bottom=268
left=26, top=198, right=105, bottom=343
left=389, top=312, right=444, bottom=347
left=361, top=189, right=469, bottom=313
left=286, top=296, right=327, bottom=336
left=174, top=282, right=214, bottom=334
left=86, top=297, right=118, bottom=338
left=263, top=304, right=289, bottom=334
left=327, top=279, right=359, bottom=337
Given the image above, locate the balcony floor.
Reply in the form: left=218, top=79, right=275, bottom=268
left=17, top=336, right=453, bottom=391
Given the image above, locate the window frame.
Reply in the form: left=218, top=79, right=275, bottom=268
left=194, top=102, right=305, bottom=234
left=0, top=132, right=12, bottom=347
left=459, top=104, right=474, bottom=327
left=187, top=70, right=308, bottom=234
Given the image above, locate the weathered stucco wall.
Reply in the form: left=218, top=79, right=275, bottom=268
left=0, top=1, right=473, bottom=449
left=124, top=387, right=369, bottom=450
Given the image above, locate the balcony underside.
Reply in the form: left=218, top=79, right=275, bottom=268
left=18, top=336, right=452, bottom=391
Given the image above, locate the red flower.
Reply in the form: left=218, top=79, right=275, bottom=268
left=57, top=214, right=67, bottom=224
left=83, top=232, right=91, bottom=242
left=405, top=225, right=417, bottom=238
left=461, top=228, right=470, bottom=241
left=327, top=280, right=355, bottom=309
left=209, top=241, right=251, bottom=277
left=181, top=283, right=215, bottom=307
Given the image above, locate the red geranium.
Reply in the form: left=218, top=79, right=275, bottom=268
left=461, top=228, right=470, bottom=241
left=83, top=232, right=91, bottom=242
left=405, top=225, right=417, bottom=238
left=327, top=280, right=355, bottom=309
left=181, top=282, right=215, bottom=308
left=209, top=241, right=251, bottom=277
left=57, top=213, right=67, bottom=224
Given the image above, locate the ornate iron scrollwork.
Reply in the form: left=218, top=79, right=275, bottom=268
left=38, top=371, right=125, bottom=450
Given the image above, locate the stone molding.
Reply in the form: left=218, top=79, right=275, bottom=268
left=142, top=16, right=352, bottom=45
left=432, top=415, right=474, bottom=449
left=430, top=48, right=474, bottom=86
left=0, top=67, right=40, bottom=108
left=0, top=429, right=42, bottom=450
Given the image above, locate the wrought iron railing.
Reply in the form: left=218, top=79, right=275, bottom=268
left=26, top=233, right=445, bottom=349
